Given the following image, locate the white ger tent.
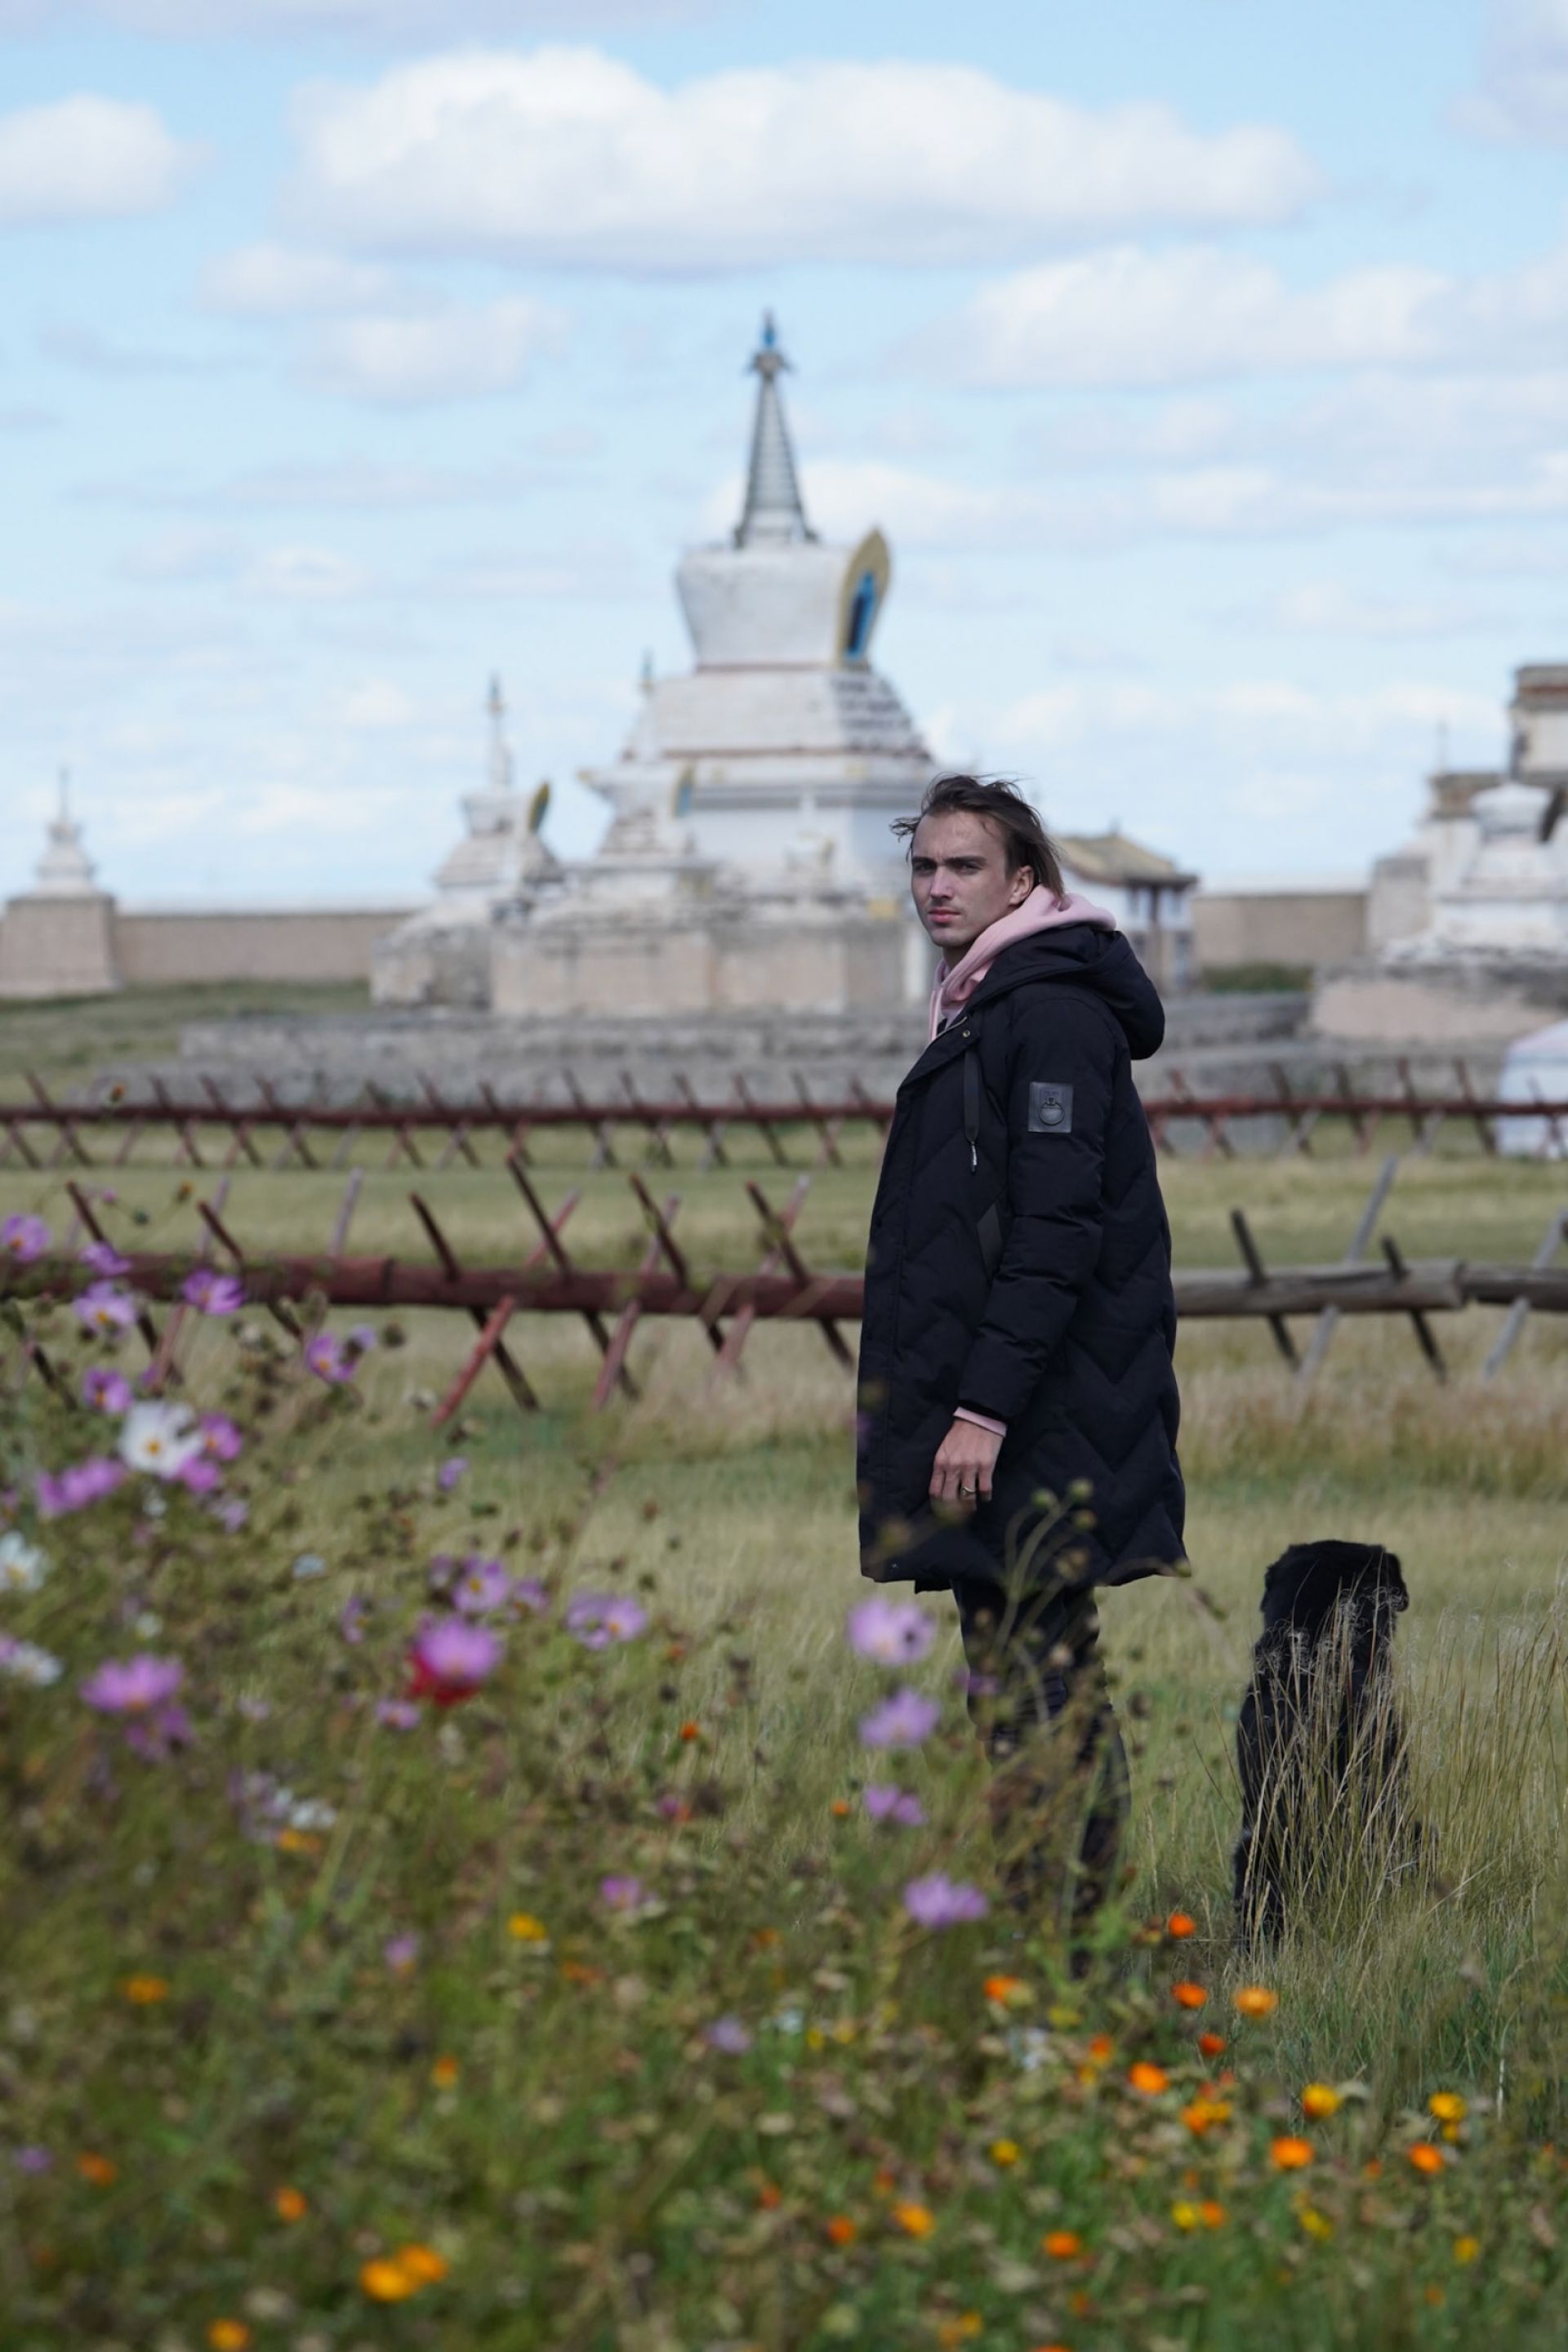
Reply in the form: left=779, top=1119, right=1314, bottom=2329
left=1496, top=1018, right=1568, bottom=1158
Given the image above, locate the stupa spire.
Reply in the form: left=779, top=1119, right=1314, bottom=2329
left=734, top=314, right=815, bottom=549
left=486, top=674, right=514, bottom=793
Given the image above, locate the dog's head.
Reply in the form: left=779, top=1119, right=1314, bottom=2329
left=1259, top=1540, right=1408, bottom=1638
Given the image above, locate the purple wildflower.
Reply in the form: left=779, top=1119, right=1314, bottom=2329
left=214, top=1497, right=249, bottom=1534
left=859, top=1688, right=942, bottom=1751
left=565, top=1592, right=649, bottom=1650
left=383, top=1932, right=421, bottom=1974
left=12, top=2146, right=52, bottom=2173
left=375, top=1698, right=421, bottom=1731
left=181, top=1268, right=243, bottom=1315
left=80, top=1654, right=185, bottom=1717
left=599, top=1874, right=645, bottom=1913
left=702, top=2016, right=753, bottom=2055
left=339, top=1594, right=370, bottom=1646
left=511, top=1575, right=549, bottom=1614
left=81, top=1365, right=132, bottom=1414
left=407, top=1617, right=501, bottom=1706
left=303, top=1330, right=357, bottom=1384
left=347, top=1324, right=377, bottom=1353
left=124, top=1702, right=192, bottom=1762
left=846, top=1597, right=936, bottom=1665
left=36, top=1455, right=126, bottom=1519
left=902, top=1873, right=990, bottom=1929
left=437, top=1455, right=468, bottom=1491
left=175, top=1454, right=220, bottom=1494
left=1, top=1214, right=49, bottom=1265
left=79, top=1240, right=131, bottom=1276
left=864, top=1784, right=927, bottom=1827
left=452, top=1557, right=510, bottom=1616
left=73, top=1281, right=136, bottom=1334
left=198, top=1414, right=243, bottom=1463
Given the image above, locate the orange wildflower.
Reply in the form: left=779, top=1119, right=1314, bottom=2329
left=678, top=1721, right=702, bottom=1742
left=892, top=2200, right=934, bottom=2237
left=752, top=1927, right=782, bottom=1949
left=936, top=2316, right=982, bottom=2347
left=825, top=2215, right=858, bottom=2246
left=756, top=2180, right=782, bottom=2209
left=75, top=2153, right=116, bottom=2186
left=207, top=2325, right=251, bottom=2351
left=1085, top=2034, right=1114, bottom=2063
left=830, top=1799, right=852, bottom=1818
left=1233, top=1984, right=1279, bottom=2019
left=1165, top=1910, right=1196, bottom=1938
left=1181, top=2097, right=1231, bottom=2135
left=1170, top=1981, right=1206, bottom=2010
left=359, top=2259, right=417, bottom=2303
left=1408, top=2143, right=1446, bottom=2176
left=872, top=2165, right=898, bottom=2194
left=560, top=1959, right=602, bottom=1984
left=1199, top=2200, right=1226, bottom=2229
left=989, top=2138, right=1021, bottom=2167
left=1197, top=2031, right=1227, bottom=2058
left=508, top=1913, right=548, bottom=1942
left=1301, top=2083, right=1342, bottom=2120
left=1271, top=2136, right=1313, bottom=2171
left=272, top=2185, right=307, bottom=2223
left=394, top=2244, right=448, bottom=2285
left=274, top=1827, right=321, bottom=1855
left=430, top=2055, right=460, bottom=2089
left=122, top=1975, right=170, bottom=2005
left=983, top=1973, right=1027, bottom=2005
left=1127, top=2061, right=1169, bottom=2096
left=1041, top=2229, right=1083, bottom=2260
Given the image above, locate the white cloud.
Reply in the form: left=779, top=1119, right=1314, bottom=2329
left=927, top=234, right=1568, bottom=388
left=284, top=47, right=1319, bottom=271
left=201, top=241, right=413, bottom=316
left=301, top=292, right=568, bottom=403
left=1462, top=2, right=1568, bottom=141
left=341, top=677, right=416, bottom=728
left=118, top=526, right=245, bottom=581
left=0, top=96, right=198, bottom=228
left=1245, top=582, right=1505, bottom=640
left=239, top=545, right=368, bottom=599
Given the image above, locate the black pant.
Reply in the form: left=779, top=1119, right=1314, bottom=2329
left=954, top=1575, right=1131, bottom=1938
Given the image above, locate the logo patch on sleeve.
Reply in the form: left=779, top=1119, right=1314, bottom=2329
left=1028, top=1080, right=1074, bottom=1134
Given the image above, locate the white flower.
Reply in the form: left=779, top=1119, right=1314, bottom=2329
left=0, top=1637, right=64, bottom=1687
left=291, top=1552, right=327, bottom=1581
left=118, top=1401, right=204, bottom=1482
left=285, top=1797, right=337, bottom=1833
left=0, top=1534, right=51, bottom=1595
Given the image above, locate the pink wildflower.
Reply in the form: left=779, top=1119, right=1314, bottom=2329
left=902, top=1873, right=989, bottom=1928
left=78, top=1240, right=131, bottom=1276
left=864, top=1784, right=927, bottom=1827
left=74, top=1281, right=136, bottom=1334
left=383, top=1932, right=421, bottom=1974
left=565, top=1592, right=648, bottom=1649
left=1, top=1214, right=49, bottom=1264
left=858, top=1688, right=941, bottom=1750
left=81, top=1654, right=185, bottom=1716
left=175, top=1454, right=220, bottom=1494
left=452, top=1557, right=510, bottom=1616
left=181, top=1268, right=243, bottom=1315
left=437, top=1456, right=468, bottom=1491
left=198, top=1414, right=243, bottom=1463
left=81, top=1365, right=132, bottom=1413
left=303, top=1331, right=356, bottom=1385
left=703, top=2016, right=753, bottom=2054
left=375, top=1698, right=421, bottom=1731
left=406, top=1618, right=501, bottom=1707
left=599, top=1874, right=645, bottom=1913
left=511, top=1575, right=549, bottom=1613
left=846, top=1597, right=936, bottom=1665
left=36, top=1456, right=125, bottom=1519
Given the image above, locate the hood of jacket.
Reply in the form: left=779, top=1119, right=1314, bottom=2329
left=951, top=920, right=1167, bottom=1062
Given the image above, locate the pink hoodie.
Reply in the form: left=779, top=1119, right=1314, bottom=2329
left=928, top=885, right=1116, bottom=1042
left=931, top=884, right=1117, bottom=1445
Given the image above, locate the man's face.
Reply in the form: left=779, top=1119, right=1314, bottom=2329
left=909, top=809, right=1034, bottom=958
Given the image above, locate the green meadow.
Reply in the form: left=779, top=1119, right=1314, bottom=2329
left=1, top=987, right=1565, bottom=2348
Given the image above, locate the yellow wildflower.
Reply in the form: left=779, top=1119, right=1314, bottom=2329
left=359, top=2259, right=418, bottom=2303
left=1301, top=2082, right=1341, bottom=2120
left=507, top=1913, right=548, bottom=1942
left=1428, top=2091, right=1468, bottom=2124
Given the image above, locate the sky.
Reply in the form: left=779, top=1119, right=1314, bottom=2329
left=2, top=0, right=1568, bottom=905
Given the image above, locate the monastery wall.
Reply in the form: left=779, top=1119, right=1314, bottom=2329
left=0, top=902, right=419, bottom=998
left=1192, top=886, right=1367, bottom=974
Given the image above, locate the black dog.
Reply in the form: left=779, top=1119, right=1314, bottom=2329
left=1233, top=1540, right=1420, bottom=1946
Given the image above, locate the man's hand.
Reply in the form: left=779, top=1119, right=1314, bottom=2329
left=929, top=1418, right=1003, bottom=1509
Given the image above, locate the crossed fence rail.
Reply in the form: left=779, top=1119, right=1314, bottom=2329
left=5, top=1152, right=1566, bottom=1419
left=2, top=1058, right=1566, bottom=1172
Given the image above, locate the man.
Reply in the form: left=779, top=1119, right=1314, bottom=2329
left=856, top=773, right=1184, bottom=1940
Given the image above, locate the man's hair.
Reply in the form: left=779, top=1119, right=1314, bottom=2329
left=892, top=773, right=1064, bottom=899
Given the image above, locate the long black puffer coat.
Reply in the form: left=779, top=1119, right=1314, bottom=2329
left=856, top=924, right=1184, bottom=1593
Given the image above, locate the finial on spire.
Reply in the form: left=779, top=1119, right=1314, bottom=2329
left=58, top=764, right=70, bottom=821
left=486, top=675, right=514, bottom=793
left=735, top=313, right=815, bottom=549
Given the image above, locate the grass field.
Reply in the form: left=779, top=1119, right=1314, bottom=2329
left=1, top=991, right=1566, bottom=2347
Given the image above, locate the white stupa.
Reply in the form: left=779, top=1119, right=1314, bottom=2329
left=0, top=772, right=120, bottom=998
left=579, top=314, right=932, bottom=896
left=372, top=678, right=561, bottom=1007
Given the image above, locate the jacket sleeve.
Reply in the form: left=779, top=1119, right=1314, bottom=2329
left=955, top=993, right=1117, bottom=1426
